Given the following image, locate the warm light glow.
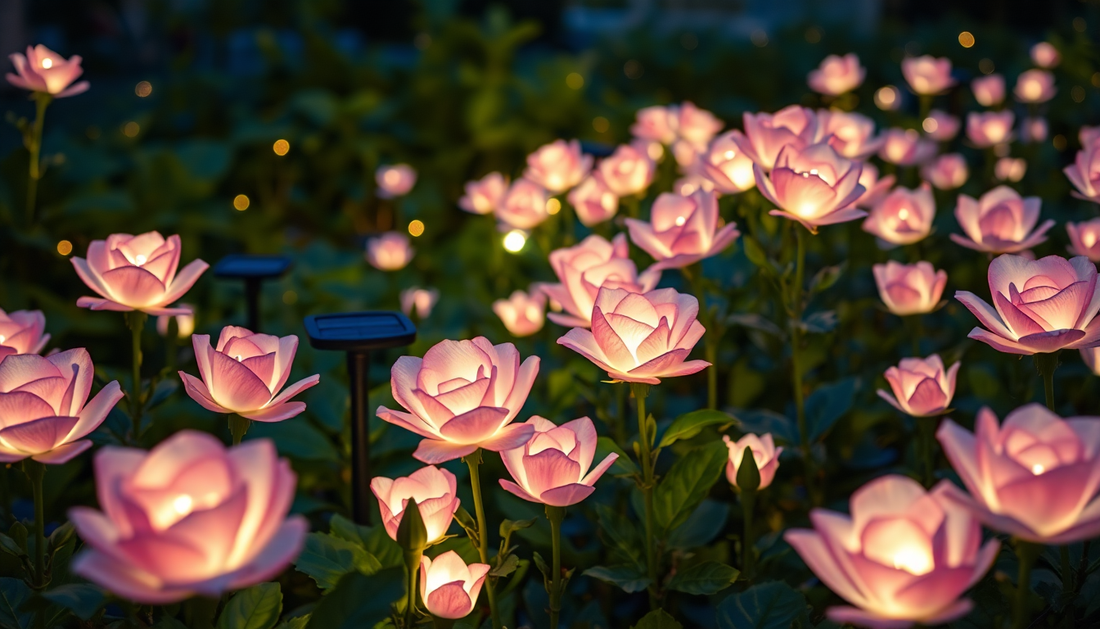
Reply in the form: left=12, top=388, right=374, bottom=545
left=135, top=81, right=152, bottom=97
left=503, top=230, right=527, bottom=253
left=1085, top=232, right=1097, bottom=248
left=875, top=86, right=899, bottom=111
left=123, top=122, right=140, bottom=138
left=897, top=208, right=910, bottom=221
left=135, top=254, right=147, bottom=265
left=645, top=141, right=663, bottom=160
left=0, top=335, right=6, bottom=344
left=892, top=546, right=934, bottom=575
left=384, top=171, right=401, bottom=185
left=1032, top=464, right=1045, bottom=475
left=233, top=194, right=250, bottom=211
left=958, top=31, right=975, bottom=48
left=273, top=139, right=290, bottom=156
left=1022, top=80, right=1042, bottom=100
left=56, top=240, right=72, bottom=255
left=680, top=183, right=696, bottom=195
left=674, top=216, right=687, bottom=226
left=408, top=219, right=425, bottom=237
left=922, top=117, right=938, bottom=133
left=546, top=198, right=562, bottom=215
left=172, top=495, right=193, bottom=516
left=593, top=117, right=610, bottom=133
left=566, top=73, right=584, bottom=90
left=41, top=58, right=53, bottom=69
left=723, top=150, right=735, bottom=160
left=235, top=354, right=242, bottom=361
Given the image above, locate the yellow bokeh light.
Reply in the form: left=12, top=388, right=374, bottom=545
left=122, top=121, right=140, bottom=138
left=503, top=229, right=527, bottom=253
left=408, top=219, right=425, bottom=237
left=592, top=116, right=610, bottom=133
left=56, top=240, right=72, bottom=256
left=546, top=198, right=562, bottom=215
left=958, top=31, right=975, bottom=48
left=282, top=290, right=298, bottom=305
left=135, top=81, right=152, bottom=97
left=566, top=73, right=584, bottom=90
left=921, top=117, right=938, bottom=133
left=874, top=86, right=899, bottom=111
left=233, top=194, right=250, bottom=211
left=273, top=139, right=290, bottom=156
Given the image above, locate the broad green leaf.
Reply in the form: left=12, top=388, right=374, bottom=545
left=328, top=516, right=402, bottom=570
left=305, top=569, right=403, bottom=629
left=583, top=565, right=651, bottom=594
left=658, top=409, right=738, bottom=448
left=737, top=409, right=799, bottom=445
left=248, top=421, right=339, bottom=462
left=593, top=504, right=644, bottom=568
left=667, top=561, right=739, bottom=595
left=0, top=578, right=31, bottom=629
left=293, top=533, right=382, bottom=592
left=216, top=583, right=282, bottom=629
left=667, top=499, right=729, bottom=550
left=274, top=618, right=309, bottom=629
left=654, top=440, right=728, bottom=534
left=742, top=236, right=769, bottom=270
left=807, top=378, right=858, bottom=442
left=632, top=609, right=682, bottom=629
left=596, top=436, right=639, bottom=475
left=41, top=584, right=106, bottom=621
left=716, top=581, right=810, bottom=629
left=809, top=264, right=843, bottom=294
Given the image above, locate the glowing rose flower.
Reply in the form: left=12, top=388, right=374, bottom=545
left=819, top=110, right=884, bottom=160
left=371, top=466, right=460, bottom=544
left=855, top=163, right=896, bottom=209
left=524, top=139, right=592, bottom=193
left=557, top=286, right=709, bottom=384
left=376, top=337, right=539, bottom=464
left=631, top=106, right=676, bottom=145
left=401, top=287, right=439, bottom=319
left=493, top=290, right=546, bottom=337
left=597, top=144, right=655, bottom=197
left=965, top=111, right=1014, bottom=148
left=366, top=232, right=414, bottom=271
left=722, top=433, right=782, bottom=489
left=0, top=309, right=49, bottom=360
left=922, top=154, right=968, bottom=191
left=971, top=74, right=1005, bottom=107
left=874, top=261, right=947, bottom=316
left=955, top=254, right=1100, bottom=355
left=807, top=53, right=865, bottom=95
left=923, top=110, right=959, bottom=141
left=755, top=142, right=866, bottom=233
left=938, top=404, right=1100, bottom=543
left=902, top=55, right=956, bottom=95
left=420, top=551, right=489, bottom=620
left=5, top=45, right=89, bottom=97
left=495, top=178, right=549, bottom=230
left=1064, top=140, right=1100, bottom=202
left=786, top=475, right=999, bottom=629
left=1015, top=69, right=1055, bottom=103
left=540, top=234, right=660, bottom=328
left=877, top=355, right=959, bottom=417
left=69, top=431, right=307, bottom=603
left=700, top=131, right=757, bottom=193
left=376, top=164, right=416, bottom=198
left=155, top=307, right=195, bottom=339
left=1081, top=126, right=1100, bottom=148
left=1067, top=219, right=1100, bottom=261
left=862, top=184, right=935, bottom=246
left=625, top=189, right=740, bottom=269
left=672, top=170, right=716, bottom=196
left=996, top=157, right=1027, bottom=183
left=458, top=172, right=508, bottom=215
left=72, top=232, right=208, bottom=316
left=567, top=175, right=618, bottom=226
left=1030, top=42, right=1061, bottom=69
left=951, top=187, right=1052, bottom=254
left=733, top=105, right=821, bottom=170
left=0, top=349, right=122, bottom=464
left=500, top=416, right=617, bottom=506
left=878, top=128, right=936, bottom=166
left=671, top=101, right=724, bottom=153
left=1021, top=117, right=1048, bottom=144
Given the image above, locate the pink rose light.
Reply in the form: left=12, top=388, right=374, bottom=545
left=1015, top=69, right=1055, bottom=103
left=902, top=55, right=956, bottom=95
left=922, top=154, right=968, bottom=190
left=493, top=290, right=546, bottom=337
left=1082, top=346, right=1100, bottom=374
left=1064, top=140, right=1100, bottom=203
left=6, top=45, right=89, bottom=97
left=458, top=172, right=508, bottom=215
left=873, top=261, right=948, bottom=316
left=155, top=307, right=195, bottom=339
left=631, top=106, right=676, bottom=145
left=807, top=53, right=865, bottom=95
left=0, top=349, right=122, bottom=464
left=366, top=231, right=414, bottom=271
left=376, top=337, right=539, bottom=464
left=1067, top=219, right=1100, bottom=261
left=938, top=404, right=1100, bottom=543
left=862, top=184, right=935, bottom=246
left=371, top=465, right=460, bottom=544
left=376, top=164, right=416, bottom=198
left=0, top=309, right=49, bottom=360
left=499, top=416, right=618, bottom=506
left=495, top=178, right=550, bottom=230
left=524, top=139, right=592, bottom=193
left=971, top=74, right=1005, bottom=107
left=699, top=131, right=756, bottom=193
left=965, top=110, right=1014, bottom=148
left=540, top=234, right=660, bottom=328
left=733, top=105, right=820, bottom=170
left=878, top=355, right=960, bottom=417
left=819, top=110, right=884, bottom=160
left=1021, top=117, right=1048, bottom=144
left=1031, top=42, right=1061, bottom=68
left=785, top=475, right=999, bottom=629
left=69, top=431, right=307, bottom=603
left=567, top=175, right=618, bottom=226
left=923, top=110, right=959, bottom=142
left=625, top=189, right=740, bottom=269
left=755, top=142, right=866, bottom=233
left=670, top=101, right=724, bottom=157
left=995, top=157, right=1027, bottom=183
left=951, top=186, right=1052, bottom=254
left=855, top=163, right=896, bottom=209
left=400, top=287, right=439, bottom=319
left=878, top=128, right=936, bottom=166
left=597, top=144, right=655, bottom=197
left=420, top=551, right=490, bottom=620
left=72, top=232, right=208, bottom=316
left=722, top=433, right=782, bottom=489
left=955, top=254, right=1100, bottom=355
left=1081, top=126, right=1100, bottom=148
left=557, top=286, right=709, bottom=384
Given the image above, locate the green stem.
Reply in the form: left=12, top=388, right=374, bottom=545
left=790, top=226, right=818, bottom=505
left=464, top=451, right=501, bottom=629
left=630, top=382, right=659, bottom=609
left=624, top=195, right=641, bottom=220
left=741, top=488, right=756, bottom=580
left=917, top=418, right=935, bottom=488
left=1013, top=541, right=1040, bottom=629
left=25, top=93, right=49, bottom=226
left=1034, top=352, right=1059, bottom=412
left=404, top=549, right=423, bottom=628
left=165, top=317, right=179, bottom=373
left=546, top=505, right=565, bottom=629
left=125, top=312, right=147, bottom=440
left=24, top=461, right=45, bottom=588
left=229, top=415, right=251, bottom=446
left=705, top=342, right=718, bottom=410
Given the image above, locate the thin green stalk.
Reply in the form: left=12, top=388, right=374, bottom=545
left=790, top=226, right=818, bottom=504
left=404, top=549, right=423, bottom=628
left=1013, top=541, right=1040, bottom=629
left=125, top=312, right=148, bottom=440
left=1034, top=352, right=1059, bottom=412
left=229, top=415, right=250, bottom=446
left=630, top=382, right=659, bottom=609
left=165, top=317, right=178, bottom=373
left=683, top=264, right=718, bottom=409
left=24, top=461, right=45, bottom=588
left=546, top=505, right=565, bottom=629
left=464, top=451, right=501, bottom=629
left=917, top=418, right=935, bottom=488
left=25, top=93, right=50, bottom=226
left=741, top=488, right=756, bottom=579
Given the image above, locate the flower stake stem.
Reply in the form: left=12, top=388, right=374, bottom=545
left=125, top=311, right=147, bottom=439
left=24, top=93, right=50, bottom=226
left=23, top=460, right=45, bottom=588
left=228, top=415, right=250, bottom=446
left=546, top=504, right=566, bottom=628
left=396, top=498, right=428, bottom=629
left=629, top=382, right=659, bottom=609
left=736, top=445, right=761, bottom=580
left=464, top=450, right=502, bottom=629
left=1012, top=540, right=1040, bottom=629
left=1034, top=352, right=1059, bottom=411
left=788, top=226, right=820, bottom=505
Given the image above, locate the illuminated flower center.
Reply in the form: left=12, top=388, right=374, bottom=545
left=1084, top=232, right=1097, bottom=248
left=674, top=216, right=686, bottom=226
left=173, top=494, right=193, bottom=516
left=41, top=58, right=53, bottom=69
left=1022, top=80, right=1042, bottom=100
left=384, top=171, right=401, bottom=185
left=503, top=230, right=526, bottom=253
left=0, top=335, right=5, bottom=344
left=897, top=207, right=910, bottom=221
left=1032, top=464, right=1045, bottom=475
left=892, top=545, right=934, bottom=575
left=524, top=304, right=541, bottom=320
left=135, top=254, right=147, bottom=265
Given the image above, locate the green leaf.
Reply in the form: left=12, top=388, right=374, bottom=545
left=328, top=516, right=402, bottom=570
left=667, top=499, right=729, bottom=550
left=809, top=264, right=844, bottom=294
left=0, top=578, right=32, bottom=629
left=667, top=561, right=739, bottom=595
left=658, top=409, right=738, bottom=448
left=742, top=236, right=769, bottom=270
left=737, top=410, right=799, bottom=445
left=216, top=583, right=282, bottom=629
left=632, top=609, right=683, bottom=629
left=716, top=581, right=810, bottom=629
left=806, top=378, right=858, bottom=442
left=293, top=533, right=382, bottom=592
left=654, top=440, right=728, bottom=534
left=247, top=421, right=340, bottom=462
left=596, top=436, right=638, bottom=475
left=305, top=569, right=403, bottom=629
left=593, top=504, right=644, bottom=568
left=40, top=584, right=106, bottom=621
left=583, top=565, right=651, bottom=594
left=274, top=618, right=309, bottom=629
left=499, top=518, right=537, bottom=539
left=0, top=533, right=23, bottom=558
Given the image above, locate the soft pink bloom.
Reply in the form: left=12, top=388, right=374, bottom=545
left=72, top=232, right=207, bottom=316
left=922, top=154, right=968, bottom=190
left=524, top=139, right=591, bottom=193
left=1067, top=219, right=1100, bottom=261
left=807, top=53, right=865, bottom=95
left=878, top=128, right=936, bottom=166
left=902, top=55, right=956, bottom=95
left=755, top=142, right=866, bottom=233
left=672, top=170, right=716, bottom=196
left=924, top=110, right=959, bottom=141
left=1015, top=69, right=1055, bottom=103
left=597, top=144, right=655, bottom=197
left=938, top=404, right=1100, bottom=543
left=873, top=261, right=948, bottom=316
left=723, top=433, right=782, bottom=489
left=1021, top=117, right=1048, bottom=143
left=495, top=178, right=549, bottom=230
left=733, top=105, right=821, bottom=170
left=700, top=131, right=757, bottom=193
left=1031, top=42, right=1061, bottom=68
left=670, top=102, right=724, bottom=154
left=376, top=164, right=416, bottom=198
left=878, top=355, right=959, bottom=417
left=155, top=307, right=195, bottom=339
left=401, top=287, right=439, bottom=319
left=862, top=184, right=935, bottom=246
left=567, top=175, right=618, bottom=226
left=0, top=349, right=122, bottom=464
left=1081, top=126, right=1100, bottom=148
left=376, top=337, right=539, bottom=464
left=819, top=110, right=883, bottom=160
left=493, top=290, right=546, bottom=337
left=540, top=234, right=660, bottom=328
left=786, top=475, right=999, bottom=629
left=6, top=45, right=88, bottom=97
left=951, top=186, right=1052, bottom=254
left=996, top=157, right=1027, bottom=183
left=1064, top=140, right=1100, bottom=202
left=631, top=106, right=676, bottom=145
left=0, top=309, right=49, bottom=360
left=1082, top=346, right=1100, bottom=374
left=955, top=254, right=1100, bottom=355
left=557, top=286, right=709, bottom=384
left=69, top=431, right=307, bottom=603
left=965, top=111, right=1014, bottom=148
left=855, top=163, right=896, bottom=209
left=500, top=416, right=617, bottom=506
left=971, top=74, right=1005, bottom=107
left=420, top=551, right=490, bottom=620
left=626, top=189, right=739, bottom=269
left=458, top=172, right=508, bottom=215
left=370, top=465, right=459, bottom=544
left=366, top=232, right=414, bottom=271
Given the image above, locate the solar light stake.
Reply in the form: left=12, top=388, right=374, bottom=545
left=347, top=350, right=371, bottom=524
left=213, top=254, right=292, bottom=332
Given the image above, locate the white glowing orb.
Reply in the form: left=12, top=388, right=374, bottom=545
left=503, top=230, right=527, bottom=253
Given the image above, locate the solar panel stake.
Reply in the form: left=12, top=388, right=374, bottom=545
left=347, top=350, right=371, bottom=524
left=213, top=254, right=293, bottom=332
